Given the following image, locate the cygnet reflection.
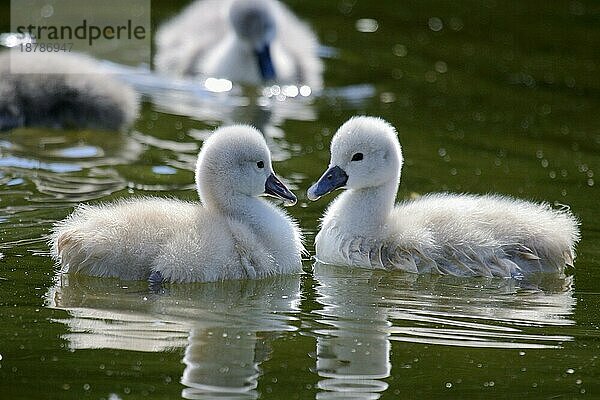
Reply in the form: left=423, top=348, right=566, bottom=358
left=46, top=273, right=301, bottom=399
left=312, top=263, right=575, bottom=399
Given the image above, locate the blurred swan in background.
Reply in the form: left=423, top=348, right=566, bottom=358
left=308, top=116, right=580, bottom=278
left=0, top=50, right=139, bottom=131
left=50, top=124, right=304, bottom=283
left=155, top=0, right=323, bottom=89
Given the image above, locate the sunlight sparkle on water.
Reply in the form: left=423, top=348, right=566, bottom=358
left=263, top=84, right=311, bottom=99
left=59, top=145, right=100, bottom=158
left=152, top=165, right=177, bottom=175
left=282, top=85, right=299, bottom=97
left=299, top=85, right=312, bottom=97
left=204, top=78, right=233, bottom=93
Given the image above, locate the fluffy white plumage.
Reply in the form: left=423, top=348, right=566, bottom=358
left=0, top=50, right=138, bottom=131
left=50, top=125, right=304, bottom=283
left=155, top=0, right=323, bottom=89
left=308, top=116, right=580, bottom=278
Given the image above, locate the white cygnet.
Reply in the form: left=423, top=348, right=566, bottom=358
left=0, top=50, right=139, bottom=131
left=307, top=116, right=580, bottom=278
left=50, top=125, right=304, bottom=283
left=155, top=0, right=323, bottom=89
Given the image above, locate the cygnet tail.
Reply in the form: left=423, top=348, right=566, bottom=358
left=48, top=201, right=157, bottom=280
left=522, top=203, right=581, bottom=273
left=49, top=211, right=113, bottom=277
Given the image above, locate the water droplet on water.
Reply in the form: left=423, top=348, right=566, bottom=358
left=356, top=19, right=379, bottom=33
left=449, top=17, right=464, bottom=31
left=428, top=17, right=443, bottom=31
left=380, top=92, right=396, bottom=103
left=393, top=44, right=407, bottom=57
left=435, top=61, right=448, bottom=73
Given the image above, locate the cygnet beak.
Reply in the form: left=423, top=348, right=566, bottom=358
left=255, top=43, right=276, bottom=81
left=265, top=173, right=296, bottom=206
left=306, top=165, right=349, bottom=201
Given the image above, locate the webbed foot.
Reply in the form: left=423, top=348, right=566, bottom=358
left=148, top=270, right=164, bottom=292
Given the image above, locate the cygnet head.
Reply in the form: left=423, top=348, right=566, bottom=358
left=229, top=0, right=277, bottom=81
left=196, top=125, right=296, bottom=209
left=307, top=116, right=403, bottom=200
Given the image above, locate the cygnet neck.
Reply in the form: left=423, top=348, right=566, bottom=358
left=200, top=186, right=262, bottom=216
left=204, top=189, right=280, bottom=247
left=336, top=177, right=399, bottom=234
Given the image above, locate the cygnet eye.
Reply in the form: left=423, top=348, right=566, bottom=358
left=351, top=153, right=364, bottom=161
left=256, top=161, right=264, bottom=169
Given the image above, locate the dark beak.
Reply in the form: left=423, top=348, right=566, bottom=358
left=265, top=173, right=296, bottom=206
left=306, top=165, right=349, bottom=201
left=255, top=44, right=276, bottom=81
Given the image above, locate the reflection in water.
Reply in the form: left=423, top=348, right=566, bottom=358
left=0, top=61, right=374, bottom=230
left=101, top=60, right=374, bottom=124
left=100, top=60, right=374, bottom=164
left=182, top=328, right=263, bottom=399
left=312, top=263, right=575, bottom=399
left=102, top=60, right=318, bottom=139
left=185, top=102, right=301, bottom=163
left=0, top=128, right=144, bottom=202
left=313, top=265, right=391, bottom=400
left=147, top=81, right=318, bottom=167
left=46, top=274, right=300, bottom=399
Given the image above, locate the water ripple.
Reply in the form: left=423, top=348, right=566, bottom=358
left=0, top=156, right=81, bottom=173
left=46, top=274, right=301, bottom=398
left=311, top=263, right=575, bottom=398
